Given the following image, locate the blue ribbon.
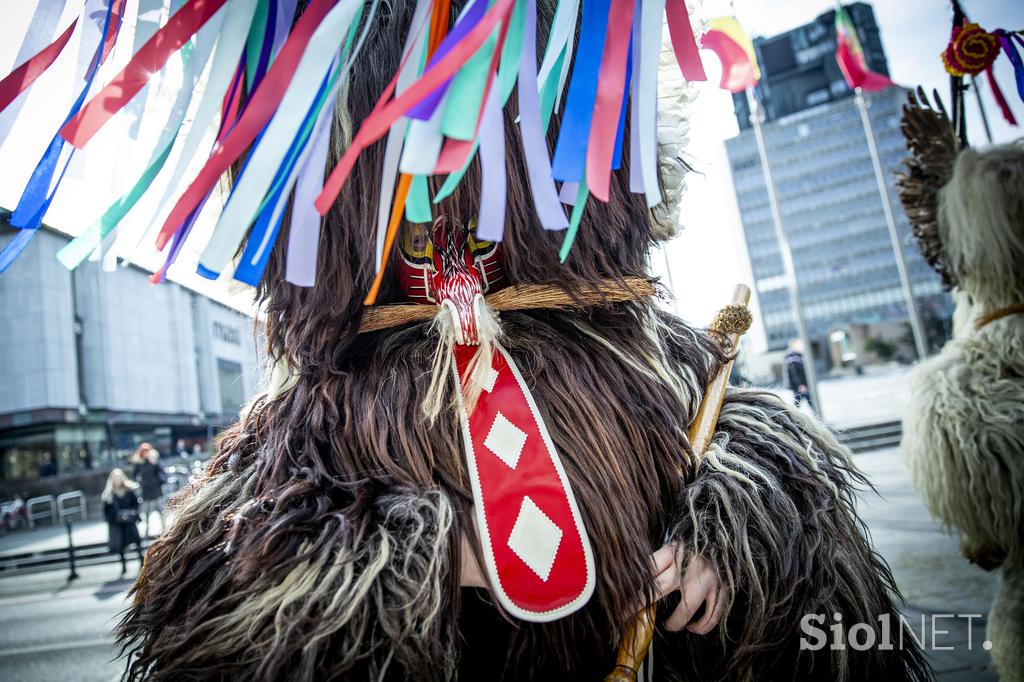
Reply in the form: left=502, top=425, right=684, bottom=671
left=998, top=30, right=1024, bottom=104
left=550, top=0, right=611, bottom=182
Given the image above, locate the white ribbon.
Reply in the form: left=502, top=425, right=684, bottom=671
left=637, top=0, right=664, bottom=207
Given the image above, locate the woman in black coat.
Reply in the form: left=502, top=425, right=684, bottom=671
left=103, top=468, right=144, bottom=576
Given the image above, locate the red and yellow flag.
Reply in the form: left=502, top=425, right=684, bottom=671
left=701, top=17, right=761, bottom=93
left=835, top=5, right=893, bottom=91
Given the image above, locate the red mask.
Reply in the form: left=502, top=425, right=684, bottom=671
left=396, top=219, right=506, bottom=345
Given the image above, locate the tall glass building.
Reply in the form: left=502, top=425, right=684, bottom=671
left=724, top=3, right=953, bottom=367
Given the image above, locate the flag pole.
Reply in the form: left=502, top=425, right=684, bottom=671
left=970, top=75, right=995, bottom=144
left=853, top=87, right=930, bottom=361
left=745, top=88, right=824, bottom=417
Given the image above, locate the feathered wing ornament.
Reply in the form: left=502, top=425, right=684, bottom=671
left=894, top=87, right=961, bottom=290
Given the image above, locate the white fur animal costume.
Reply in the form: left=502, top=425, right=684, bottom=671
left=899, top=94, right=1024, bottom=682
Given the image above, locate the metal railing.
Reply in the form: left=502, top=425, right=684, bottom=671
left=57, top=491, right=87, bottom=523
left=26, top=495, right=57, bottom=528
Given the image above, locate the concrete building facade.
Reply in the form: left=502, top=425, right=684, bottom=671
left=0, top=225, right=262, bottom=485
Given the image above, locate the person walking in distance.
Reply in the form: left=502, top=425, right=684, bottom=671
left=132, top=444, right=167, bottom=537
left=102, top=468, right=144, bottom=577
left=785, top=339, right=817, bottom=414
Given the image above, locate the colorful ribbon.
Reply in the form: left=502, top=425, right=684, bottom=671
left=664, top=0, right=706, bottom=83
left=155, top=0, right=339, bottom=251
left=315, top=0, right=516, bottom=214
left=0, top=0, right=113, bottom=274
left=0, top=0, right=71, bottom=145
left=373, top=0, right=434, bottom=272
left=585, top=0, right=634, bottom=202
left=61, top=0, right=229, bottom=148
left=200, top=0, right=366, bottom=277
left=0, top=18, right=78, bottom=115
left=636, top=0, right=664, bottom=207
left=57, top=5, right=226, bottom=271
left=550, top=0, right=611, bottom=183
left=518, top=0, right=567, bottom=231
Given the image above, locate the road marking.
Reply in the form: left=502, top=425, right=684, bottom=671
left=0, top=638, right=112, bottom=657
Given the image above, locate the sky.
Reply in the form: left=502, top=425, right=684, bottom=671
left=0, top=1, right=1022, bottom=339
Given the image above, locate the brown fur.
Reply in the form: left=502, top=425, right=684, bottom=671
left=115, top=2, right=931, bottom=680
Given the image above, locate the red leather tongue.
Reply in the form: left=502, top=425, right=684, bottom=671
left=454, top=344, right=594, bottom=622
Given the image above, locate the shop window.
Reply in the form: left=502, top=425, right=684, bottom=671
left=217, top=359, right=245, bottom=416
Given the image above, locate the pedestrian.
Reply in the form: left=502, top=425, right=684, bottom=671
left=784, top=339, right=817, bottom=414
left=102, top=468, right=144, bottom=577
left=132, top=444, right=167, bottom=537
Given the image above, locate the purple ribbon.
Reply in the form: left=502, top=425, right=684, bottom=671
left=997, top=31, right=1024, bottom=104
left=285, top=82, right=337, bottom=286
left=517, top=0, right=567, bottom=230
left=474, top=82, right=506, bottom=241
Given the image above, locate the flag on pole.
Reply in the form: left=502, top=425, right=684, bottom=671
left=701, top=17, right=760, bottom=93
left=835, top=5, right=893, bottom=91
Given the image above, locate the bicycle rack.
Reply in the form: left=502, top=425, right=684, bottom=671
left=26, top=495, right=57, bottom=528
left=57, top=491, right=87, bottom=523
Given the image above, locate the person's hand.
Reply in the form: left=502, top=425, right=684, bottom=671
left=646, top=544, right=724, bottom=634
left=798, top=384, right=808, bottom=393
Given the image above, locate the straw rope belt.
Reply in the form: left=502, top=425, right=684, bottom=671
left=358, top=277, right=657, bottom=334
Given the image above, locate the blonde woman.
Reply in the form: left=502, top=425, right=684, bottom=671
left=102, top=468, right=144, bottom=576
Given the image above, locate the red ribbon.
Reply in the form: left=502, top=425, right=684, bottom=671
left=986, top=65, right=1018, bottom=125
left=586, top=0, right=635, bottom=203
left=315, top=0, right=516, bottom=215
left=61, top=0, right=228, bottom=149
left=665, top=0, right=707, bottom=83
left=0, top=19, right=78, bottom=113
left=153, top=0, right=340, bottom=250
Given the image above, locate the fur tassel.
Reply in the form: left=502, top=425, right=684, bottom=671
left=421, top=299, right=503, bottom=424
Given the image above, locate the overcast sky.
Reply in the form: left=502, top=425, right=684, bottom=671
left=0, top=1, right=1021, bottom=333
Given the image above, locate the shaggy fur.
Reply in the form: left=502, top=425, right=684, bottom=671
left=903, top=139, right=1024, bottom=682
left=115, top=2, right=929, bottom=679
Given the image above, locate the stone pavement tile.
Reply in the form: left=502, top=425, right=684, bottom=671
left=853, top=447, right=1001, bottom=681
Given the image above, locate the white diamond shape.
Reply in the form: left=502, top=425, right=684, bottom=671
left=479, top=365, right=499, bottom=393
left=484, top=412, right=527, bottom=469
left=507, top=496, right=563, bottom=582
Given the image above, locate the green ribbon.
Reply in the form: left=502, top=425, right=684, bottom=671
left=559, top=176, right=588, bottom=262
left=244, top=0, right=270, bottom=90
left=405, top=175, right=433, bottom=222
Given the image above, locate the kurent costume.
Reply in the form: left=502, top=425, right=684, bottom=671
left=0, top=1, right=929, bottom=680
left=898, top=92, right=1024, bottom=682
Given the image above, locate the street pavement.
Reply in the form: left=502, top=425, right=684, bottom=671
left=0, top=564, right=134, bottom=682
left=856, top=447, right=1000, bottom=680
